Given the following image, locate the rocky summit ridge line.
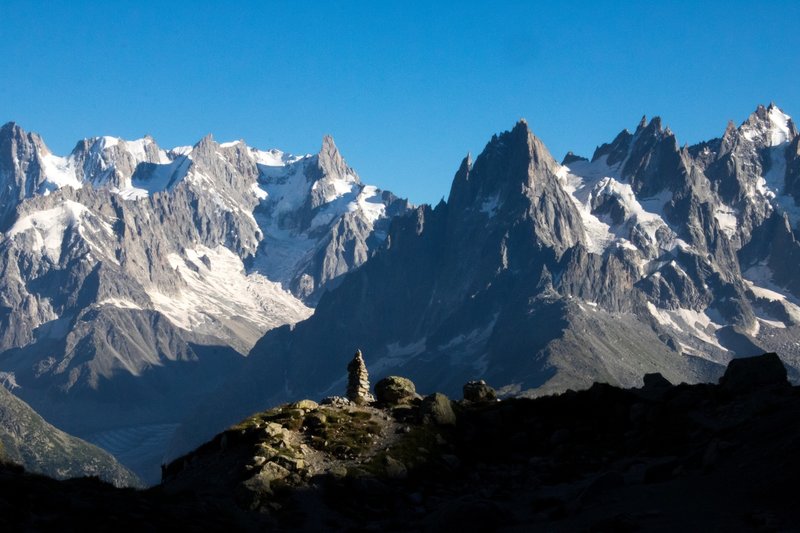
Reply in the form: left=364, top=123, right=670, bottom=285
left=170, top=104, right=800, bottom=462
left=0, top=123, right=410, bottom=482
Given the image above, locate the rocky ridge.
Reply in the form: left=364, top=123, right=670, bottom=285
left=3, top=352, right=799, bottom=531
left=152, top=352, right=800, bottom=531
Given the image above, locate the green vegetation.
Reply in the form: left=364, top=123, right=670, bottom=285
left=229, top=406, right=306, bottom=434
left=304, top=408, right=381, bottom=459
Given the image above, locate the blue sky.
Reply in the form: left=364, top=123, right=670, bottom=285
left=1, top=1, right=798, bottom=205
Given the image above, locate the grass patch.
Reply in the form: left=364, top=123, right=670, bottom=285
left=305, top=409, right=381, bottom=459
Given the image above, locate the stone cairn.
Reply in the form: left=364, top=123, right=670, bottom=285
left=346, top=349, right=374, bottom=404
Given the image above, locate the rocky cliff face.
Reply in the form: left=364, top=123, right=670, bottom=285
left=0, top=123, right=409, bottom=482
left=172, top=104, right=800, bottom=459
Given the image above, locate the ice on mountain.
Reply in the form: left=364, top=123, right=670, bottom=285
left=352, top=185, right=387, bottom=224
left=559, top=157, right=679, bottom=254
left=220, top=140, right=243, bottom=148
left=100, top=136, right=119, bottom=149
left=768, top=105, right=793, bottom=147
left=146, top=245, right=312, bottom=348
left=39, top=153, right=82, bottom=193
left=713, top=204, right=739, bottom=236
left=7, top=201, right=91, bottom=260
left=740, top=105, right=793, bottom=147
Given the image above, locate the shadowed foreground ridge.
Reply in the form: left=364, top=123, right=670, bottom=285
left=2, top=352, right=800, bottom=531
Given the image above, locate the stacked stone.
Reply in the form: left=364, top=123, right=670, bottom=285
left=346, top=350, right=374, bottom=404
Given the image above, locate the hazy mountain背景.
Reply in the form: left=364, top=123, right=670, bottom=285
left=0, top=123, right=409, bottom=481
left=169, top=104, right=800, bottom=459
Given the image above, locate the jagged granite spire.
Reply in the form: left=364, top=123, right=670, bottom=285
left=318, top=135, right=356, bottom=183
left=0, top=122, right=52, bottom=227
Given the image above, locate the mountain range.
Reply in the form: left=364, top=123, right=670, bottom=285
left=1, top=104, right=799, bottom=483
left=168, top=104, right=800, bottom=461
left=0, top=124, right=408, bottom=481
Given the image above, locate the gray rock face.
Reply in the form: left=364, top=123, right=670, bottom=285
left=174, top=105, right=800, bottom=458
left=0, top=122, right=52, bottom=227
left=0, top=123, right=409, bottom=482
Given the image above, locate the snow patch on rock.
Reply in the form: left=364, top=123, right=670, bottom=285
left=7, top=201, right=94, bottom=260
left=147, top=245, right=312, bottom=349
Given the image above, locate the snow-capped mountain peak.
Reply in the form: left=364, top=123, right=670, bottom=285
left=740, top=103, right=796, bottom=147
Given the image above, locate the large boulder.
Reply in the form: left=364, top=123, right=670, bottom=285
left=462, top=380, right=497, bottom=402
left=642, top=373, right=672, bottom=390
left=375, top=376, right=419, bottom=405
left=719, top=353, right=789, bottom=393
left=291, top=399, right=319, bottom=411
left=420, top=393, right=457, bottom=426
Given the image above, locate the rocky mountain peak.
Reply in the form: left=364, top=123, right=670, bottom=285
left=617, top=114, right=685, bottom=195
left=0, top=121, right=23, bottom=138
left=561, top=151, right=588, bottom=165
left=314, top=134, right=357, bottom=184
left=0, top=121, right=45, bottom=153
left=632, top=116, right=666, bottom=143
left=0, top=122, right=52, bottom=227
left=739, top=103, right=796, bottom=147
left=591, top=128, right=633, bottom=165
left=192, top=133, right=218, bottom=157
left=447, top=119, right=560, bottom=213
left=722, top=120, right=737, bottom=141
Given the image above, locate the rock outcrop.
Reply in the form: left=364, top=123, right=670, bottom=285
left=419, top=393, right=456, bottom=426
left=462, top=380, right=497, bottom=402
left=375, top=376, right=419, bottom=405
left=719, top=352, right=789, bottom=392
left=642, top=372, right=673, bottom=390
left=157, top=352, right=800, bottom=530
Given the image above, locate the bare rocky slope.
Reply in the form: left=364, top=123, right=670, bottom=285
left=0, top=384, right=137, bottom=487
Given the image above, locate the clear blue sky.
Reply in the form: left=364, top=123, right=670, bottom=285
left=1, top=1, right=798, bottom=205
